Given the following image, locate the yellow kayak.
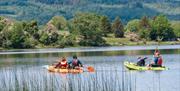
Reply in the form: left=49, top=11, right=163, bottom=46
left=47, top=66, right=83, bottom=73
left=124, top=61, right=169, bottom=71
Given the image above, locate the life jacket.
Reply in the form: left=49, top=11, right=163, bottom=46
left=157, top=57, right=163, bottom=65
left=137, top=58, right=145, bottom=66
left=72, top=59, right=78, bottom=66
left=60, top=61, right=68, bottom=68
left=154, top=52, right=160, bottom=57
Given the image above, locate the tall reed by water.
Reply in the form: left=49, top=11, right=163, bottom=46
left=0, top=66, right=136, bottom=91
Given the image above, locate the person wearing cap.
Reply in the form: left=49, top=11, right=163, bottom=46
left=137, top=57, right=148, bottom=66
left=68, top=55, right=83, bottom=69
left=55, top=57, right=68, bottom=69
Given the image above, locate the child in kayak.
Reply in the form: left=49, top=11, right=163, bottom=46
left=68, top=55, right=83, bottom=69
left=55, top=57, right=69, bottom=69
left=153, top=49, right=160, bottom=65
left=137, top=57, right=148, bottom=66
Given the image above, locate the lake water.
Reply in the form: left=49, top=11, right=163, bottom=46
left=0, top=45, right=179, bottom=91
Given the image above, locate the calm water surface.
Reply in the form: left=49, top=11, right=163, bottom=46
left=0, top=45, right=179, bottom=91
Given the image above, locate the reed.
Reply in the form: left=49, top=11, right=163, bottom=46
left=0, top=67, right=136, bottom=91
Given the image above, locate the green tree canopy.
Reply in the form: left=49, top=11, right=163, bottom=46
left=171, top=21, right=180, bottom=38
left=150, top=15, right=176, bottom=41
left=139, top=16, right=150, bottom=29
left=50, top=16, right=67, bottom=30
left=0, top=22, right=5, bottom=32
left=138, top=16, right=151, bottom=40
left=1, top=22, right=34, bottom=48
left=72, top=13, right=106, bottom=46
left=112, top=17, right=124, bottom=38
left=125, top=19, right=140, bottom=32
left=100, top=16, right=112, bottom=36
left=39, top=30, right=59, bottom=45
left=23, top=20, right=39, bottom=39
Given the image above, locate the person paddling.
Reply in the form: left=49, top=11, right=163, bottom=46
left=149, top=53, right=163, bottom=67
left=137, top=57, right=148, bottom=66
left=157, top=55, right=163, bottom=67
left=68, top=55, right=83, bottom=69
left=153, top=49, right=160, bottom=65
left=55, top=57, right=68, bottom=69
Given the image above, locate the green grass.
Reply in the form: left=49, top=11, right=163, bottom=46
left=104, top=37, right=180, bottom=46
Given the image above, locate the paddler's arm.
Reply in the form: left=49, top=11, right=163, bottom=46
left=67, top=60, right=72, bottom=64
left=78, top=60, right=83, bottom=67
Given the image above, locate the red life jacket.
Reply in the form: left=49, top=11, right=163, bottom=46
left=72, top=59, right=78, bottom=66
left=60, top=61, right=68, bottom=68
left=158, top=57, right=163, bottom=65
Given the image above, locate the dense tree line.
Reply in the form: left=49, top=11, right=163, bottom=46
left=1, top=0, right=180, bottom=24
left=126, top=15, right=177, bottom=41
left=0, top=13, right=179, bottom=49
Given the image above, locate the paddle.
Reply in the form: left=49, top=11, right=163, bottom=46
left=83, top=66, right=95, bottom=72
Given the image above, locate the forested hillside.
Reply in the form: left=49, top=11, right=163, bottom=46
left=0, top=13, right=179, bottom=49
left=0, top=0, right=180, bottom=24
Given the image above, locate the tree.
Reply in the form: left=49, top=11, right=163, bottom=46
left=0, top=16, right=5, bottom=32
left=0, top=22, right=5, bottom=32
left=150, top=15, right=176, bottom=41
left=0, top=22, right=34, bottom=48
left=138, top=16, right=151, bottom=40
left=10, top=22, right=26, bottom=48
left=125, top=19, right=140, bottom=32
left=139, top=29, right=150, bottom=40
left=112, top=17, right=124, bottom=38
left=139, top=16, right=150, bottom=29
left=50, top=16, right=67, bottom=30
left=57, top=35, right=76, bottom=48
left=23, top=20, right=39, bottom=39
left=100, top=16, right=112, bottom=36
left=171, top=21, right=180, bottom=38
left=0, top=33, right=4, bottom=47
left=72, top=13, right=106, bottom=46
left=39, top=31, right=59, bottom=45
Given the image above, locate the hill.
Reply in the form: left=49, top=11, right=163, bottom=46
left=0, top=0, right=180, bottom=24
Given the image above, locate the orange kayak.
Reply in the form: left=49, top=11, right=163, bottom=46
left=47, top=66, right=83, bottom=73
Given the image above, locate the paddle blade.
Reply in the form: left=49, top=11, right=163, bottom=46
left=87, top=66, right=95, bottom=72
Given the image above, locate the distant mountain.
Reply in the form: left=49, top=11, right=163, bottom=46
left=0, top=0, right=180, bottom=24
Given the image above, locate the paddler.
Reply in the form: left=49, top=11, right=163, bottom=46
left=55, top=57, right=69, bottom=69
left=153, top=49, right=160, bottom=65
left=149, top=53, right=163, bottom=67
left=137, top=57, right=148, bottom=66
left=157, top=55, right=163, bottom=67
left=68, top=55, right=83, bottom=69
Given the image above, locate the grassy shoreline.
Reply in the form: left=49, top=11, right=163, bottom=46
left=0, top=40, right=179, bottom=50
left=104, top=37, right=180, bottom=46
